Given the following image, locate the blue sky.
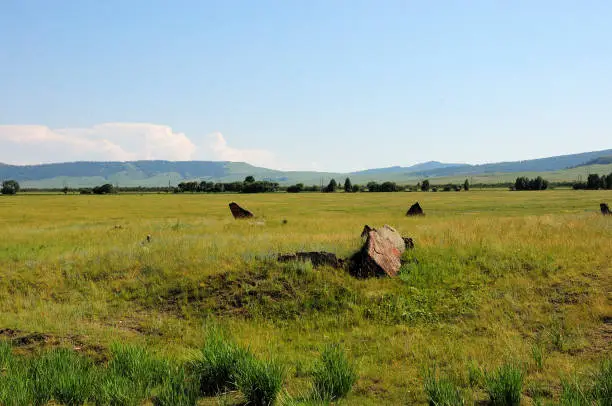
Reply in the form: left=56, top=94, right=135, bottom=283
left=0, top=1, right=610, bottom=171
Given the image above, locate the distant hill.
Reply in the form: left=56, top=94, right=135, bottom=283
left=352, top=161, right=467, bottom=175
left=573, top=155, right=612, bottom=167
left=1, top=148, right=611, bottom=188
left=409, top=149, right=612, bottom=178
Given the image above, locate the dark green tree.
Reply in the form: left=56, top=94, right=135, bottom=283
left=463, top=179, right=469, bottom=191
left=92, top=183, right=114, bottom=194
left=287, top=183, right=304, bottom=193
left=244, top=176, right=255, bottom=183
left=587, top=174, right=603, bottom=190
left=1, top=180, right=20, bottom=195
left=606, top=172, right=612, bottom=189
left=325, top=179, right=337, bottom=192
left=421, top=180, right=430, bottom=192
left=344, top=178, right=352, bottom=192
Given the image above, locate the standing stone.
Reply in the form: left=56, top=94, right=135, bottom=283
left=406, top=202, right=425, bottom=216
left=229, top=202, right=254, bottom=219
left=350, top=225, right=412, bottom=278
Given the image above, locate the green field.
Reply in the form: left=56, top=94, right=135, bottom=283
left=0, top=191, right=610, bottom=405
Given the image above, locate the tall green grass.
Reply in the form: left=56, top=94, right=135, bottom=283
left=190, top=327, right=250, bottom=395
left=236, top=355, right=285, bottom=406
left=153, top=365, right=199, bottom=406
left=311, top=344, right=357, bottom=401
left=561, top=359, right=612, bottom=405
left=423, top=368, right=465, bottom=406
left=0, top=191, right=610, bottom=404
left=484, top=363, right=524, bottom=406
left=31, top=348, right=97, bottom=406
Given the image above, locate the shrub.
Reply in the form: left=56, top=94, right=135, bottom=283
left=191, top=328, right=250, bottom=395
left=311, top=344, right=357, bottom=401
left=484, top=363, right=524, bottom=406
left=236, top=356, right=285, bottom=406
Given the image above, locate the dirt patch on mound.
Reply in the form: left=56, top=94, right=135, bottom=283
left=0, top=328, right=107, bottom=361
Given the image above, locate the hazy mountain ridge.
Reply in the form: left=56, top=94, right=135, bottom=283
left=1, top=149, right=611, bottom=188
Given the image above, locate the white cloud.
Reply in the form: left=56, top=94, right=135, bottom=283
left=204, top=132, right=277, bottom=168
left=0, top=123, right=284, bottom=168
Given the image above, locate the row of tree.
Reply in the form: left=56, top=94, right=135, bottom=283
left=573, top=173, right=612, bottom=190
left=513, top=176, right=549, bottom=191
left=285, top=178, right=471, bottom=193
left=175, top=177, right=280, bottom=194
left=7, top=173, right=611, bottom=195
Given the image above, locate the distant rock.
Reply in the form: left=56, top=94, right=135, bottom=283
left=229, top=202, right=254, bottom=219
left=406, top=202, right=424, bottom=216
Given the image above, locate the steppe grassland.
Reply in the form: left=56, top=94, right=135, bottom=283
left=0, top=190, right=610, bottom=404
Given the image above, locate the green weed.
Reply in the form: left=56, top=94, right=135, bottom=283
left=311, top=344, right=357, bottom=401
left=236, top=355, right=285, bottom=406
left=31, top=348, right=97, bottom=406
left=191, top=327, right=250, bottom=395
left=484, top=363, right=524, bottom=406
left=153, top=365, right=199, bottom=406
left=423, top=367, right=465, bottom=406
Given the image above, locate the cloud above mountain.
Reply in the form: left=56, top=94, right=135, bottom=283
left=0, top=123, right=278, bottom=167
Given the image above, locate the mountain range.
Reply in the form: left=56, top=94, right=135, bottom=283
left=1, top=149, right=611, bottom=188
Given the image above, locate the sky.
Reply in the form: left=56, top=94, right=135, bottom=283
left=0, top=1, right=611, bottom=172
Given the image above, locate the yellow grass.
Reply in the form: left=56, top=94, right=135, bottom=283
left=0, top=190, right=610, bottom=404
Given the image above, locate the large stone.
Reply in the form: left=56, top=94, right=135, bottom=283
left=229, top=202, right=254, bottom=219
left=278, top=252, right=344, bottom=268
left=602, top=203, right=611, bottom=215
left=406, top=202, right=424, bottom=216
left=376, top=225, right=406, bottom=253
left=350, top=225, right=413, bottom=278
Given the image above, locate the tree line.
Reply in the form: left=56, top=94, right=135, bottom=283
left=6, top=173, right=611, bottom=195
left=573, top=173, right=612, bottom=190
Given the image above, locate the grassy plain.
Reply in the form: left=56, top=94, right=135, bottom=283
left=0, top=190, right=610, bottom=404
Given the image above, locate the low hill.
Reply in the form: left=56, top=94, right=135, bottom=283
left=1, top=149, right=611, bottom=188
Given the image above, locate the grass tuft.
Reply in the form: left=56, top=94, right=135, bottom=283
left=191, top=327, right=250, bottom=395
left=107, top=342, right=169, bottom=397
left=153, top=365, right=199, bottom=406
left=484, top=363, right=524, bottom=406
left=236, top=355, right=285, bottom=406
left=31, top=348, right=97, bottom=406
left=423, top=367, right=465, bottom=406
left=467, top=361, right=483, bottom=388
left=531, top=343, right=545, bottom=371
left=311, top=344, right=357, bottom=401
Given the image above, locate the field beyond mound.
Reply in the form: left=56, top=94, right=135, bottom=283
left=0, top=191, right=610, bottom=404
